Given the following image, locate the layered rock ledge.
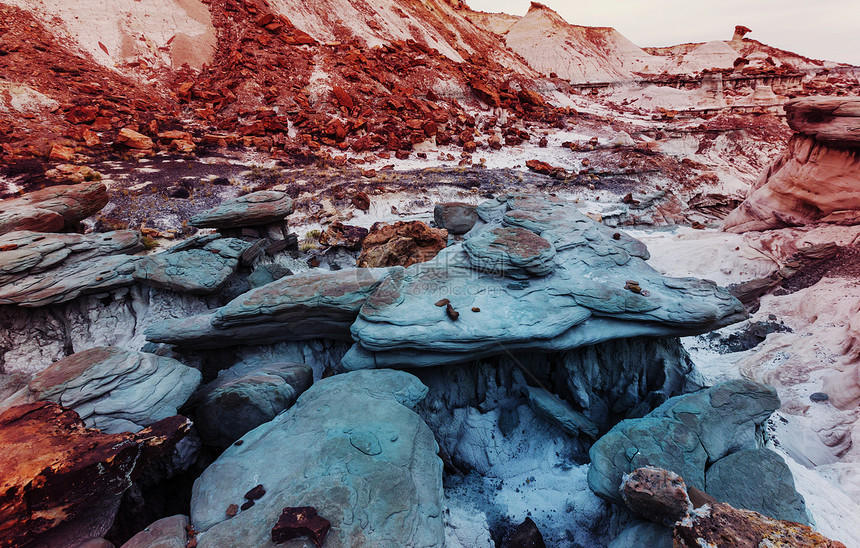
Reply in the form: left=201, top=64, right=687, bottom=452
left=147, top=195, right=745, bottom=366
left=724, top=96, right=860, bottom=232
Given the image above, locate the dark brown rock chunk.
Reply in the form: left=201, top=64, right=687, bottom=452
left=351, top=190, right=371, bottom=211
left=501, top=517, right=546, bottom=548
left=271, top=507, right=330, bottom=547
left=318, top=221, right=368, bottom=250
left=446, top=303, right=459, bottom=321
left=244, top=484, right=266, bottom=501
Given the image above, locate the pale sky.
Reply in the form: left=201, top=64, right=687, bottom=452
left=465, top=0, right=860, bottom=66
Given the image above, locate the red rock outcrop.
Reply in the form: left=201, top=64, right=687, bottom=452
left=357, top=221, right=447, bottom=268
left=0, top=401, right=190, bottom=548
left=724, top=97, right=860, bottom=233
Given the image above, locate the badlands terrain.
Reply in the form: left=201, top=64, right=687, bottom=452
left=1, top=0, right=860, bottom=547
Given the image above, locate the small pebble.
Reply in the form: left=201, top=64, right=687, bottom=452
left=435, top=298, right=450, bottom=307
left=240, top=500, right=255, bottom=511
left=471, top=307, right=481, bottom=312
left=810, top=392, right=829, bottom=403
left=244, top=484, right=266, bottom=501
left=446, top=303, right=459, bottom=321
left=612, top=232, right=621, bottom=240
left=233, top=440, right=244, bottom=446
left=226, top=504, right=238, bottom=517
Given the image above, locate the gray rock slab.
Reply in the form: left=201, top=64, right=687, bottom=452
left=133, top=238, right=250, bottom=294
left=190, top=191, right=294, bottom=229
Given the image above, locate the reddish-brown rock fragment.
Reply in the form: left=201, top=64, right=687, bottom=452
left=271, top=507, right=331, bottom=547
left=357, top=221, right=447, bottom=268
left=0, top=401, right=190, bottom=548
left=674, top=502, right=847, bottom=548
left=318, top=221, right=369, bottom=250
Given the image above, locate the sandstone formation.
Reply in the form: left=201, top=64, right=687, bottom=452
left=145, top=195, right=744, bottom=361
left=345, top=195, right=744, bottom=369
left=0, top=181, right=108, bottom=236
left=190, top=370, right=443, bottom=547
left=0, top=230, right=143, bottom=307
left=186, top=362, right=312, bottom=448
left=724, top=97, right=860, bottom=232
left=2, top=346, right=200, bottom=433
left=0, top=401, right=190, bottom=548
left=357, top=220, right=448, bottom=268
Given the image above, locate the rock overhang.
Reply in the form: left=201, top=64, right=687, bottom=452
left=146, top=194, right=746, bottom=363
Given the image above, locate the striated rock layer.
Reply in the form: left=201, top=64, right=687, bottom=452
left=2, top=346, right=201, bottom=434
left=0, top=181, right=108, bottom=236
left=724, top=97, right=860, bottom=232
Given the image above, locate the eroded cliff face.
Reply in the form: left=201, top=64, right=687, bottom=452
left=724, top=97, right=860, bottom=232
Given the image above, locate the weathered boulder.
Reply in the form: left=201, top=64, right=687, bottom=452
left=0, top=230, right=143, bottom=307
left=434, top=202, right=478, bottom=235
left=120, top=515, right=189, bottom=548
left=357, top=220, right=448, bottom=268
left=706, top=448, right=810, bottom=524
left=2, top=346, right=201, bottom=434
left=0, top=181, right=108, bottom=236
left=724, top=97, right=860, bottom=232
left=145, top=267, right=398, bottom=348
left=674, top=503, right=847, bottom=548
left=0, top=401, right=190, bottom=548
left=620, top=467, right=692, bottom=527
left=189, top=190, right=294, bottom=229
left=588, top=379, right=781, bottom=504
left=187, top=362, right=312, bottom=448
left=133, top=237, right=251, bottom=294
left=190, top=370, right=443, bottom=547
